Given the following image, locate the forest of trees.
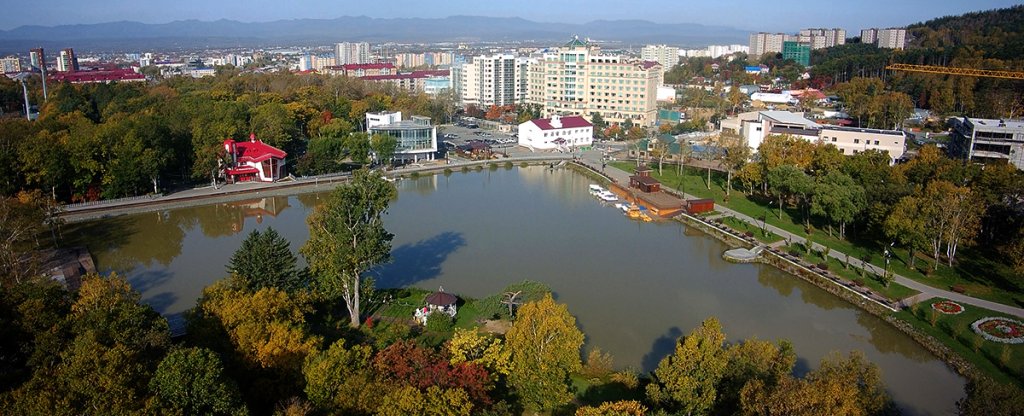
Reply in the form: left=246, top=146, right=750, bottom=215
left=0, top=69, right=455, bottom=202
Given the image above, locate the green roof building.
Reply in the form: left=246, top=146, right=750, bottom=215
left=782, top=41, right=810, bottom=67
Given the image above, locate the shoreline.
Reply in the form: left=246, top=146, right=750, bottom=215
left=675, top=211, right=983, bottom=384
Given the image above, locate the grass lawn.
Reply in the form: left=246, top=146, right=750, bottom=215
left=609, top=161, right=1024, bottom=307
left=794, top=246, right=919, bottom=301
left=898, top=298, right=1024, bottom=386
left=719, top=215, right=784, bottom=245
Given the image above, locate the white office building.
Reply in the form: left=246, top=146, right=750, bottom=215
left=725, top=110, right=906, bottom=163
left=367, top=111, right=438, bottom=163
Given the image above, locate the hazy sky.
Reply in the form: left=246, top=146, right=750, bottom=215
left=2, top=0, right=1020, bottom=31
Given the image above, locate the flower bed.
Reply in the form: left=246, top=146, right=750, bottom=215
left=971, top=317, right=1024, bottom=344
left=931, top=300, right=965, bottom=315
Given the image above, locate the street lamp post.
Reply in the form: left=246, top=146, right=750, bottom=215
left=883, top=241, right=894, bottom=281
left=7, top=73, right=33, bottom=120
left=761, top=200, right=773, bottom=236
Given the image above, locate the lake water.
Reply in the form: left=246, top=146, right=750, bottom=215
left=69, top=166, right=964, bottom=415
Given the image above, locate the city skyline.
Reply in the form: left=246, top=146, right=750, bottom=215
left=1, top=0, right=1019, bottom=33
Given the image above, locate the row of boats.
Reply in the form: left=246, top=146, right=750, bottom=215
left=589, top=184, right=653, bottom=222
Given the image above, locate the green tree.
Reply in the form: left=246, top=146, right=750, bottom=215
left=767, top=165, right=813, bottom=222
left=646, top=317, right=728, bottom=415
left=370, top=133, right=399, bottom=166
left=958, top=377, right=1024, bottom=416
left=301, top=168, right=396, bottom=327
left=227, top=227, right=303, bottom=293
left=884, top=196, right=929, bottom=269
left=811, top=171, right=866, bottom=238
left=303, top=339, right=381, bottom=414
left=148, top=347, right=247, bottom=415
left=505, top=293, right=584, bottom=411
left=714, top=338, right=796, bottom=416
left=343, top=132, right=372, bottom=165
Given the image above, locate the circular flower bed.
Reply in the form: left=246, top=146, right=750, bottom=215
left=931, top=300, right=965, bottom=315
left=972, top=317, right=1024, bottom=344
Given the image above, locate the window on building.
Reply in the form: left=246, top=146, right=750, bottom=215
left=854, top=139, right=860, bottom=144
left=874, top=140, right=880, bottom=145
left=831, top=137, right=836, bottom=142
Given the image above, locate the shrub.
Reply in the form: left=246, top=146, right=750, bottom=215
left=504, top=161, right=513, bottom=169
left=425, top=311, right=454, bottom=332
left=443, top=168, right=453, bottom=175
left=744, top=231, right=754, bottom=238
left=817, top=262, right=828, bottom=271
left=609, top=369, right=640, bottom=390
left=373, top=321, right=412, bottom=350
left=474, top=165, right=483, bottom=171
left=520, top=162, right=529, bottom=168
left=788, top=249, right=801, bottom=257
left=488, top=163, right=498, bottom=170
left=410, top=171, right=421, bottom=179
left=461, top=166, right=470, bottom=173
left=581, top=347, right=615, bottom=380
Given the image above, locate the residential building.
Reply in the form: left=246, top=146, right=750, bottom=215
left=361, top=70, right=448, bottom=93
left=29, top=48, right=45, bottom=70
left=517, top=114, right=593, bottom=151
left=394, top=52, right=454, bottom=68
left=57, top=48, right=79, bottom=72
left=527, top=37, right=663, bottom=127
left=951, top=117, right=1024, bottom=170
left=456, top=54, right=530, bottom=108
left=48, top=67, right=146, bottom=84
left=782, top=41, right=811, bottom=66
left=367, top=111, right=438, bottom=163
left=335, top=42, right=371, bottom=65
left=422, top=76, right=450, bottom=97
left=338, top=63, right=395, bottom=77
left=749, top=33, right=793, bottom=59
left=223, top=134, right=287, bottom=183
left=861, top=28, right=906, bottom=49
left=798, top=28, right=846, bottom=50
left=641, top=44, right=680, bottom=71
left=726, top=110, right=906, bottom=163
left=1, top=56, right=21, bottom=73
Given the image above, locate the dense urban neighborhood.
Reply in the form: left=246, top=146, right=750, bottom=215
left=1, top=3, right=1023, bottom=416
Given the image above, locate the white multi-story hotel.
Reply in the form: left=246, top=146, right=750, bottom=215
left=456, top=54, right=531, bottom=108
left=641, top=44, right=680, bottom=71
left=1, top=55, right=21, bottom=73
left=527, top=37, right=663, bottom=127
left=861, top=28, right=907, bottom=49
left=335, top=42, right=371, bottom=65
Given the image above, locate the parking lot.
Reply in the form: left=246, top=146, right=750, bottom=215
left=438, top=124, right=524, bottom=154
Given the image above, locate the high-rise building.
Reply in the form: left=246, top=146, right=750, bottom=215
left=1, top=56, right=21, bottom=73
left=29, top=48, right=45, bottom=70
left=527, top=37, right=663, bottom=127
left=456, top=54, right=531, bottom=108
left=749, top=33, right=793, bottom=59
left=57, top=48, right=78, bottom=72
left=782, top=41, right=811, bottom=66
left=861, top=28, right=906, bottom=49
left=335, top=42, right=371, bottom=65
left=641, top=44, right=680, bottom=71
left=798, top=28, right=846, bottom=50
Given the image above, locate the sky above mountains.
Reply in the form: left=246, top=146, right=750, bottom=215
left=3, top=0, right=1020, bottom=32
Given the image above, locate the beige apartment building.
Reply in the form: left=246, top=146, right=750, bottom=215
left=819, top=126, right=906, bottom=162
left=527, top=37, right=663, bottom=127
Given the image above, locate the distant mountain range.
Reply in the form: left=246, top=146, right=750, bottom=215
left=0, top=16, right=749, bottom=53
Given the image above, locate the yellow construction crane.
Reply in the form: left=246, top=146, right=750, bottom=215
left=886, top=63, right=1024, bottom=80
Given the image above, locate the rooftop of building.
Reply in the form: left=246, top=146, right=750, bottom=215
left=760, top=110, right=820, bottom=128
left=342, top=63, right=394, bottom=70
left=225, top=134, right=287, bottom=163
left=963, top=117, right=1024, bottom=131
left=369, top=120, right=435, bottom=131
left=525, top=115, right=592, bottom=131
left=820, top=125, right=904, bottom=136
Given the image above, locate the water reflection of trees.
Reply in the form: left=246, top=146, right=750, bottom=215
left=70, top=196, right=293, bottom=273
left=855, top=311, right=932, bottom=362
left=370, top=231, right=466, bottom=288
left=641, top=326, right=683, bottom=373
left=755, top=266, right=843, bottom=311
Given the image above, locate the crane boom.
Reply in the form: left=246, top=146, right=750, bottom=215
left=886, top=63, right=1024, bottom=80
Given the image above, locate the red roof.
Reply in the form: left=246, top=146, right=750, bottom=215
left=640, top=61, right=661, bottom=69
left=530, top=116, right=592, bottom=131
left=49, top=68, right=144, bottom=84
left=362, top=70, right=448, bottom=81
left=225, top=135, right=286, bottom=163
left=343, top=63, right=394, bottom=70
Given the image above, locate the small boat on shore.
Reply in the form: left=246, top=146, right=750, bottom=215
left=589, top=184, right=605, bottom=195
left=596, top=190, right=618, bottom=202
left=625, top=203, right=652, bottom=222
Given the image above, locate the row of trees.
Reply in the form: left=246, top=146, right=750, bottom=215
left=0, top=70, right=451, bottom=202
left=732, top=134, right=1024, bottom=275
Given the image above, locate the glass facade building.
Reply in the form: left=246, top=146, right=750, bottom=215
left=369, top=116, right=438, bottom=162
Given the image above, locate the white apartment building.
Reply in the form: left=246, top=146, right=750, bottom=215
left=527, top=37, right=663, bottom=127
left=749, top=33, right=794, bottom=59
left=679, top=45, right=749, bottom=59
left=457, top=54, right=530, bottom=108
left=641, top=44, right=680, bottom=71
left=335, top=42, right=371, bottom=65
left=861, top=28, right=907, bottom=49
left=798, top=28, right=846, bottom=50
left=1, top=56, right=21, bottom=73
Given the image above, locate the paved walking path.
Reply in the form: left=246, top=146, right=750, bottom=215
left=579, top=150, right=1024, bottom=319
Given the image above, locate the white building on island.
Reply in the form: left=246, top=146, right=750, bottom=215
left=517, top=115, right=593, bottom=151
